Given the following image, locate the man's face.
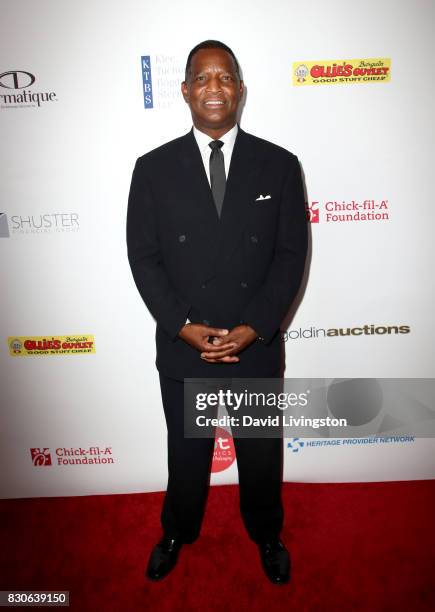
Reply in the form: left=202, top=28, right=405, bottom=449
left=181, top=47, right=244, bottom=137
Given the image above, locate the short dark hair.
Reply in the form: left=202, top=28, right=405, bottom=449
left=184, top=40, right=240, bottom=81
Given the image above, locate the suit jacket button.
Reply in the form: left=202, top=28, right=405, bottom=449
left=250, top=235, right=258, bottom=244
left=178, top=234, right=186, bottom=243
left=241, top=281, right=248, bottom=288
left=201, top=283, right=207, bottom=289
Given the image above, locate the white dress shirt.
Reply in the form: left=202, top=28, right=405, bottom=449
left=192, top=123, right=238, bottom=185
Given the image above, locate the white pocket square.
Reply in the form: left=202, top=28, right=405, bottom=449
left=255, top=194, right=272, bottom=201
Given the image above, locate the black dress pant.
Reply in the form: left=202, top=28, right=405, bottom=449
left=159, top=373, right=284, bottom=544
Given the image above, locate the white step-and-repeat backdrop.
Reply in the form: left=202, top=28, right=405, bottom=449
left=1, top=0, right=434, bottom=498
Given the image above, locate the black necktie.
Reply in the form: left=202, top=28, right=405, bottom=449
left=209, top=140, right=226, bottom=217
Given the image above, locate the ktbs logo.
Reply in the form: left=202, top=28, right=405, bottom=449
left=30, top=448, right=52, bottom=466
left=140, top=54, right=184, bottom=110
left=141, top=56, right=154, bottom=109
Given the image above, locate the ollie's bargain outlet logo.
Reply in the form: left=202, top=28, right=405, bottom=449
left=307, top=199, right=390, bottom=224
left=30, top=447, right=115, bottom=467
left=9, top=335, right=95, bottom=356
left=293, top=57, right=391, bottom=86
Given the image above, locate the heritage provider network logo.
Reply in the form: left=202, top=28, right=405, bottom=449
left=293, top=58, right=391, bottom=86
left=8, top=335, right=96, bottom=356
left=286, top=436, right=415, bottom=454
left=306, top=199, right=390, bottom=224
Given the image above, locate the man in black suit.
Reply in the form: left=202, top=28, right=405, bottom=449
left=127, top=40, right=308, bottom=584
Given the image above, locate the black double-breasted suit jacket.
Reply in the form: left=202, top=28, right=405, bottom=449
left=127, top=126, right=308, bottom=381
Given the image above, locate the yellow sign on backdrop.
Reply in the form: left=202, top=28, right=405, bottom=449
left=293, top=58, right=391, bottom=86
left=8, top=335, right=96, bottom=356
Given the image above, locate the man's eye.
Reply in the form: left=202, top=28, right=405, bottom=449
left=222, top=75, right=232, bottom=81
left=196, top=75, right=206, bottom=81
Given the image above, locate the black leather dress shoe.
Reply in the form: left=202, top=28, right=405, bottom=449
left=146, top=535, right=183, bottom=581
left=258, top=540, right=290, bottom=584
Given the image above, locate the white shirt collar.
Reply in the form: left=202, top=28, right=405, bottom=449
left=193, top=123, right=238, bottom=154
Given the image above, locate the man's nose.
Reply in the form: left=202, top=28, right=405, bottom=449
left=206, top=77, right=222, bottom=93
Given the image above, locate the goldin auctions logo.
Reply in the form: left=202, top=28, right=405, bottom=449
left=0, top=70, right=58, bottom=109
left=282, top=324, right=410, bottom=341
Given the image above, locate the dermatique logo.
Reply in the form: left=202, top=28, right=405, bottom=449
left=0, top=70, right=58, bottom=109
left=282, top=324, right=410, bottom=341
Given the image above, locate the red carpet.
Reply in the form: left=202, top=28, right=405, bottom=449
left=1, top=481, right=435, bottom=611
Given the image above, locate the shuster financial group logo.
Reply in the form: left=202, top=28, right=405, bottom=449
left=0, top=213, right=10, bottom=237
left=0, top=212, right=80, bottom=236
left=0, top=70, right=58, bottom=109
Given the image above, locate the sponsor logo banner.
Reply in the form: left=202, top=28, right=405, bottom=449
left=282, top=324, right=410, bottom=341
left=8, top=335, right=96, bottom=356
left=0, top=212, right=10, bottom=237
left=211, top=427, right=236, bottom=473
left=141, top=56, right=154, bottom=108
left=140, top=54, right=184, bottom=110
left=30, top=448, right=52, bottom=466
left=307, top=199, right=390, bottom=224
left=293, top=58, right=391, bottom=86
left=0, top=70, right=58, bottom=109
left=0, top=212, right=80, bottom=236
left=31, top=447, right=115, bottom=466
left=287, top=436, right=415, bottom=454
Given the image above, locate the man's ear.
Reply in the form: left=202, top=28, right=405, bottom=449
left=181, top=81, right=189, bottom=102
left=239, top=79, right=244, bottom=100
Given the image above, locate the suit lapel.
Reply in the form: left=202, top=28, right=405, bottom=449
left=177, top=127, right=263, bottom=276
left=215, top=128, right=261, bottom=266
left=178, top=129, right=220, bottom=231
